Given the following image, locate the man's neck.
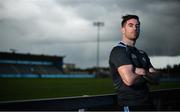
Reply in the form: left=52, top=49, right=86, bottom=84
left=121, top=38, right=136, bottom=47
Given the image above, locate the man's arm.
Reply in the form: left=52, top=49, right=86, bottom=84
left=117, top=64, right=145, bottom=86
left=137, top=67, right=160, bottom=85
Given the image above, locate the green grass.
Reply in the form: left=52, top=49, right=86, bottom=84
left=149, top=81, right=180, bottom=90
left=0, top=78, right=180, bottom=102
left=0, top=78, right=115, bottom=101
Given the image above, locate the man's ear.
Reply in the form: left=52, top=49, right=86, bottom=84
left=121, top=27, right=125, bottom=34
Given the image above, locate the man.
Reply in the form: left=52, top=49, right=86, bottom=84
left=109, top=14, right=159, bottom=111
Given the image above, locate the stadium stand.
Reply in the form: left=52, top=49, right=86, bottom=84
left=0, top=51, right=64, bottom=78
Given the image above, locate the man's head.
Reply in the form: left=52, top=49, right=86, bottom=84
left=121, top=14, right=140, bottom=41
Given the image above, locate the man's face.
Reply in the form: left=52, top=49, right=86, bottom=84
left=121, top=18, right=140, bottom=41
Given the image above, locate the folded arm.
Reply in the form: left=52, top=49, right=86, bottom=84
left=118, top=65, right=160, bottom=86
left=117, top=64, right=146, bottom=86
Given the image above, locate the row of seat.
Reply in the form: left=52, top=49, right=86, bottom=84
left=0, top=63, right=63, bottom=74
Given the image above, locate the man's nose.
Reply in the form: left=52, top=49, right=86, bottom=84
left=133, top=26, right=139, bottom=31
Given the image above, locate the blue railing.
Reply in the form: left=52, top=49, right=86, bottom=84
left=0, top=60, right=53, bottom=65
left=0, top=74, right=96, bottom=78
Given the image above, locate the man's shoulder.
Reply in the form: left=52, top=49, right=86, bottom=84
left=110, top=45, right=127, bottom=54
left=138, top=49, right=147, bottom=55
left=136, top=49, right=150, bottom=58
left=112, top=43, right=127, bottom=51
left=109, top=45, right=129, bottom=60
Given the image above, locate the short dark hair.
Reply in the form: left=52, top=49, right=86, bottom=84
left=121, top=14, right=139, bottom=27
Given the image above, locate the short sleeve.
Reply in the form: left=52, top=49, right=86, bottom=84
left=109, top=46, right=132, bottom=69
left=145, top=53, right=153, bottom=68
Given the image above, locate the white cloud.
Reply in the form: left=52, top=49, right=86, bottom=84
left=0, top=0, right=180, bottom=68
left=0, top=0, right=41, bottom=19
left=150, top=56, right=180, bottom=69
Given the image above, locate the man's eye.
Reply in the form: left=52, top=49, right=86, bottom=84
left=129, top=24, right=133, bottom=27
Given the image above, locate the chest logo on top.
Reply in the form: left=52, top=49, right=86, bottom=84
left=131, top=53, right=137, bottom=59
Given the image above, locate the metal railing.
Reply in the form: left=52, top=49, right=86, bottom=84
left=0, top=88, right=180, bottom=111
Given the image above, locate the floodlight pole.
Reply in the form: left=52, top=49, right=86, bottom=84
left=93, top=21, right=104, bottom=76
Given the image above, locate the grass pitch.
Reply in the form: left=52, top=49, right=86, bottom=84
left=0, top=78, right=180, bottom=101
left=0, top=78, right=114, bottom=101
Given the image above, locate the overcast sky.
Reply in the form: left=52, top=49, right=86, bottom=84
left=0, top=0, right=180, bottom=68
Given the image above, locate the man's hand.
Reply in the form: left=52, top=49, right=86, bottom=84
left=135, top=68, right=146, bottom=75
left=135, top=67, right=159, bottom=85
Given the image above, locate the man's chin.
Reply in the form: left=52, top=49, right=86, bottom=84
left=130, top=36, right=138, bottom=41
